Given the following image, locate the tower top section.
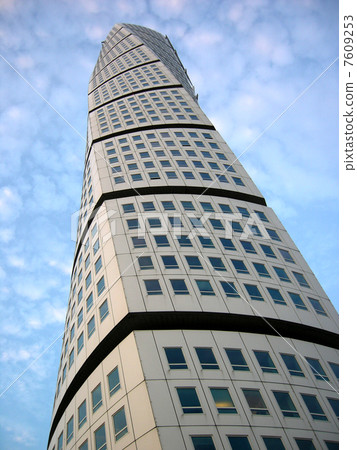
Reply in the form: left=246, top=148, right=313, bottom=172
left=90, top=23, right=196, bottom=101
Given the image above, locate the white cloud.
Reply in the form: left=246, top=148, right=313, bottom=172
left=15, top=54, right=34, bottom=70
left=8, top=255, right=25, bottom=268
left=0, top=187, right=22, bottom=222
left=0, top=227, right=14, bottom=242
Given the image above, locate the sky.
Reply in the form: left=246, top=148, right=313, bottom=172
left=0, top=0, right=338, bottom=448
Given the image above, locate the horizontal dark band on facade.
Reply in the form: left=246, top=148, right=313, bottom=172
left=48, top=310, right=338, bottom=446
left=85, top=121, right=216, bottom=164
left=71, top=185, right=266, bottom=274
left=89, top=83, right=186, bottom=113
left=89, top=55, right=161, bottom=96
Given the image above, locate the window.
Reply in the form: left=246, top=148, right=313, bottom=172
left=237, top=207, right=250, bottom=218
left=210, top=388, right=237, bottom=413
left=169, top=216, right=183, bottom=227
left=127, top=218, right=139, bottom=230
left=66, top=416, right=74, bottom=444
left=220, top=281, right=240, bottom=298
left=114, top=176, right=124, bottom=184
left=77, top=308, right=83, bottom=327
left=220, top=238, right=236, bottom=251
left=209, top=257, right=226, bottom=271
left=62, top=364, right=67, bottom=381
left=200, top=172, right=212, bottom=180
left=131, top=173, right=142, bottom=181
left=196, top=279, right=215, bottom=296
left=305, top=357, right=329, bottom=381
left=77, top=332, right=84, bottom=354
left=328, top=362, right=339, bottom=379
left=293, top=272, right=310, bottom=288
left=70, top=324, right=75, bottom=342
left=280, top=353, right=305, bottom=377
left=69, top=349, right=74, bottom=368
left=78, top=287, right=83, bottom=304
left=267, top=288, right=286, bottom=305
left=260, top=244, right=276, bottom=258
left=254, top=210, right=269, bottom=222
left=327, top=398, right=339, bottom=418
left=253, top=262, right=271, bottom=278
left=58, top=432, right=63, bottom=450
left=113, top=407, right=128, bottom=441
left=164, top=347, right=187, bottom=369
left=85, top=272, right=92, bottom=289
left=149, top=172, right=160, bottom=180
left=196, top=348, right=219, bottom=369
left=181, top=201, right=195, bottom=211
left=295, top=439, right=317, bottom=450
left=154, top=235, right=169, bottom=247
left=191, top=436, right=216, bottom=450
left=225, top=348, right=249, bottom=371
left=95, top=256, right=102, bottom=274
left=231, top=221, right=243, bottom=233
left=160, top=256, right=178, bottom=270
left=262, top=437, right=285, bottom=450
left=144, top=279, right=162, bottom=295
left=288, top=292, right=307, bottom=310
left=177, top=235, right=193, bottom=247
left=88, top=316, right=95, bottom=338
left=230, top=261, right=248, bottom=276
left=97, top=276, right=105, bottom=295
left=148, top=218, right=162, bottom=228
left=198, top=236, right=215, bottom=248
left=254, top=350, right=278, bottom=373
left=274, top=267, right=291, bottom=282
left=138, top=256, right=154, bottom=270
left=162, top=200, right=175, bottom=210
left=273, top=391, right=299, bottom=417
left=176, top=387, right=203, bottom=413
left=177, top=159, right=188, bottom=167
left=200, top=202, right=214, bottom=212
left=92, top=384, right=102, bottom=413
left=233, top=177, right=245, bottom=186
left=324, top=442, right=339, bottom=450
left=209, top=218, right=224, bottom=230
left=78, top=400, right=87, bottom=429
left=122, top=203, right=135, bottom=213
left=142, top=201, right=155, bottom=211
left=93, top=238, right=100, bottom=254
left=301, top=394, right=328, bottom=420
left=131, top=236, right=146, bottom=249
left=190, top=217, right=204, bottom=228
left=183, top=171, right=195, bottom=179
left=244, top=284, right=264, bottom=301
left=267, top=229, right=281, bottom=241
left=186, top=256, right=203, bottom=269
left=108, top=367, right=120, bottom=396
left=99, top=300, right=109, bottom=322
left=240, top=241, right=257, bottom=254
left=279, top=248, right=295, bottom=263
left=308, top=297, right=327, bottom=316
left=170, top=279, right=189, bottom=295
left=228, top=436, right=252, bottom=450
left=242, top=388, right=269, bottom=415
left=85, top=254, right=90, bottom=270
left=219, top=204, right=233, bottom=214
left=249, top=225, right=262, bottom=237
left=94, top=423, right=106, bottom=450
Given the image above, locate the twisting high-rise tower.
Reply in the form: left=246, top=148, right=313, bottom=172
left=48, top=24, right=338, bottom=450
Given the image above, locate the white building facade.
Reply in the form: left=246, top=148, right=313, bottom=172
left=48, top=24, right=338, bottom=450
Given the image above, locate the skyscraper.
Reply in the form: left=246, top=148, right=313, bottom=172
left=48, top=24, right=338, bottom=450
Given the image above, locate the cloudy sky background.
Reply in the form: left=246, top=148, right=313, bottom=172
left=0, top=0, right=338, bottom=448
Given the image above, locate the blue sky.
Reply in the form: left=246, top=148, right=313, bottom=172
left=0, top=0, right=338, bottom=448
